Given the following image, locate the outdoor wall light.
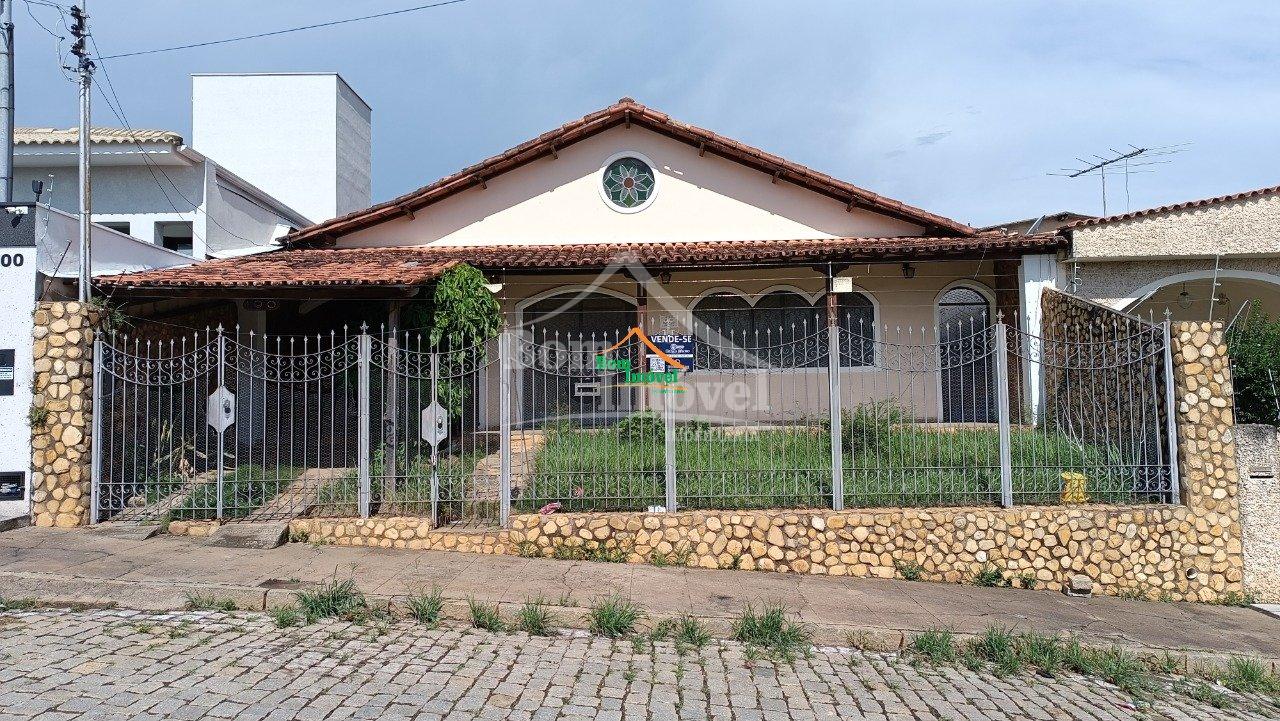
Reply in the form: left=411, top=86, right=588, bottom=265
left=1185, top=567, right=1198, bottom=581
left=659, top=270, right=672, bottom=284
left=1177, top=283, right=1193, bottom=309
left=901, top=262, right=916, bottom=279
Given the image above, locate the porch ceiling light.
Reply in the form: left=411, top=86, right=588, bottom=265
left=1177, top=282, right=1193, bottom=309
left=901, top=262, right=916, bottom=279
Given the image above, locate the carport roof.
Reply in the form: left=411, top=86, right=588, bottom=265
left=98, top=234, right=1065, bottom=294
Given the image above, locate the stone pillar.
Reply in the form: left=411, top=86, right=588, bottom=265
left=1170, top=321, right=1243, bottom=597
left=30, top=301, right=101, bottom=528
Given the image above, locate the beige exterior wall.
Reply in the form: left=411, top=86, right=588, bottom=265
left=484, top=262, right=1004, bottom=426
left=337, top=125, right=924, bottom=248
left=1072, top=191, right=1280, bottom=261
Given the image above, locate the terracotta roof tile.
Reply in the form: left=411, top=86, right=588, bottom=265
left=284, top=98, right=976, bottom=246
left=15, top=127, right=183, bottom=145
left=100, top=235, right=1063, bottom=291
left=1066, top=183, right=1280, bottom=229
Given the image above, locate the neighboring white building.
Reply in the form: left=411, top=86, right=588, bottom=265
left=0, top=203, right=191, bottom=520
left=192, top=72, right=372, bottom=224
left=12, top=127, right=312, bottom=260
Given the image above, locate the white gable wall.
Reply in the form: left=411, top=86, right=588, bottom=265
left=339, top=126, right=924, bottom=248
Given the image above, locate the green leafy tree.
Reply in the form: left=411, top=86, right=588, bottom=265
left=1226, top=312, right=1280, bottom=424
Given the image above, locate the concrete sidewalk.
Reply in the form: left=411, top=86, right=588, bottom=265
left=2, top=525, right=1277, bottom=661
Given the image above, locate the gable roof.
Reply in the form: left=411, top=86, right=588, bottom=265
left=283, top=98, right=976, bottom=247
left=1066, top=183, right=1280, bottom=229
left=99, top=234, right=1063, bottom=293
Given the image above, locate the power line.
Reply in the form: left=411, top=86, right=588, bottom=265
left=96, top=0, right=473, bottom=60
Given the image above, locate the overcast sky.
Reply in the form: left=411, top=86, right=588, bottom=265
left=15, top=1, right=1280, bottom=227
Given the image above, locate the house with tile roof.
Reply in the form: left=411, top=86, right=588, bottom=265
left=1061, top=183, right=1280, bottom=325
left=98, top=97, right=1068, bottom=426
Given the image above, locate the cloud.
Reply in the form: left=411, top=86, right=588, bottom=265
left=914, top=130, right=952, bottom=146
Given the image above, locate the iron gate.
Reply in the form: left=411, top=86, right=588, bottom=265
left=91, top=315, right=1181, bottom=526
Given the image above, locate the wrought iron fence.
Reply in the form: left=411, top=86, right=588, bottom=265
left=92, top=313, right=1181, bottom=527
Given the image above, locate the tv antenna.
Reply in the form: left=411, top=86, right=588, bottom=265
left=1049, top=143, right=1189, bottom=215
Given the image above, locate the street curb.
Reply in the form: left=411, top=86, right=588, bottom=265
left=3, top=569, right=1276, bottom=669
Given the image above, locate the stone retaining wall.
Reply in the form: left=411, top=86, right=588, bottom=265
left=30, top=301, right=100, bottom=528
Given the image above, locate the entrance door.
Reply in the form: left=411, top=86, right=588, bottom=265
left=938, top=286, right=995, bottom=423
left=520, top=292, right=636, bottom=424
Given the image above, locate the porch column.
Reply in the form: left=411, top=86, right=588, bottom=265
left=1018, top=254, right=1059, bottom=423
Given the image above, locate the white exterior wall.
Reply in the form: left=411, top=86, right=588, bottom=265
left=193, top=73, right=372, bottom=224
left=15, top=165, right=202, bottom=252
left=339, top=126, right=924, bottom=248
left=0, top=241, right=36, bottom=519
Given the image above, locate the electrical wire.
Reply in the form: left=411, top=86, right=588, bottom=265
left=96, top=0, right=473, bottom=60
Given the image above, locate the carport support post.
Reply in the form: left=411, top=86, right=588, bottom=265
left=498, top=328, right=512, bottom=527
left=357, top=328, right=371, bottom=518
left=994, top=319, right=1014, bottom=508
left=215, top=328, right=226, bottom=521
left=826, top=285, right=844, bottom=511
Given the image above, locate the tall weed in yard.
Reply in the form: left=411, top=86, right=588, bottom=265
left=909, top=629, right=956, bottom=664
left=732, top=603, right=810, bottom=660
left=467, top=598, right=505, bottom=631
left=405, top=588, right=444, bottom=625
left=514, top=598, right=555, bottom=636
left=589, top=596, right=641, bottom=638
left=295, top=578, right=367, bottom=623
left=1220, top=658, right=1280, bottom=694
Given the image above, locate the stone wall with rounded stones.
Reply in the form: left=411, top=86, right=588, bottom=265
left=31, top=301, right=101, bottom=528
left=498, top=320, right=1243, bottom=602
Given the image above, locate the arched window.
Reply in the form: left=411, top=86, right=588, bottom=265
left=838, top=291, right=877, bottom=367
left=691, top=289, right=877, bottom=369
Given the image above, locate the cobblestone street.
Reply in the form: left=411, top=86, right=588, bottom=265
left=2, top=609, right=1278, bottom=721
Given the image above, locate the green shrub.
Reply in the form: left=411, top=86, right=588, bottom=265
left=295, top=578, right=367, bottom=623
left=732, top=603, right=810, bottom=659
left=1225, top=311, right=1280, bottom=424
left=1017, top=573, right=1038, bottom=590
left=589, top=596, right=641, bottom=638
left=405, top=588, right=444, bottom=625
left=467, top=598, right=505, bottom=631
left=514, top=598, right=554, bottom=636
left=908, top=629, right=956, bottom=664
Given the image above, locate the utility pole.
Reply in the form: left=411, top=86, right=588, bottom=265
left=0, top=0, right=14, bottom=202
left=70, top=3, right=93, bottom=302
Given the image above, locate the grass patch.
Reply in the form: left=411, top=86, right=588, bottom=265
left=1182, top=680, right=1233, bottom=709
left=1062, top=641, right=1152, bottom=696
left=514, top=598, right=555, bottom=636
left=0, top=597, right=37, bottom=611
left=171, top=465, right=302, bottom=521
left=732, top=603, right=810, bottom=660
left=318, top=451, right=488, bottom=523
left=183, top=592, right=237, bottom=612
left=514, top=406, right=1140, bottom=513
left=1216, top=591, right=1258, bottom=608
left=1017, top=632, right=1065, bottom=677
left=295, top=577, right=367, bottom=623
left=967, top=626, right=1021, bottom=676
left=652, top=615, right=711, bottom=648
left=894, top=560, right=924, bottom=581
left=1219, top=657, right=1280, bottom=694
left=404, top=588, right=444, bottom=626
left=589, top=596, right=641, bottom=638
left=270, top=605, right=302, bottom=628
left=908, top=629, right=957, bottom=664
left=467, top=598, right=505, bottom=631
left=971, top=564, right=1006, bottom=588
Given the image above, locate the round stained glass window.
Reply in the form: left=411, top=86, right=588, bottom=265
left=601, top=155, right=656, bottom=211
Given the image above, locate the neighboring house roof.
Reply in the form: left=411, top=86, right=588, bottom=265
left=14, top=127, right=184, bottom=145
left=99, top=234, right=1063, bottom=291
left=981, top=211, right=1093, bottom=235
left=283, top=98, right=976, bottom=247
left=1066, top=183, right=1280, bottom=229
